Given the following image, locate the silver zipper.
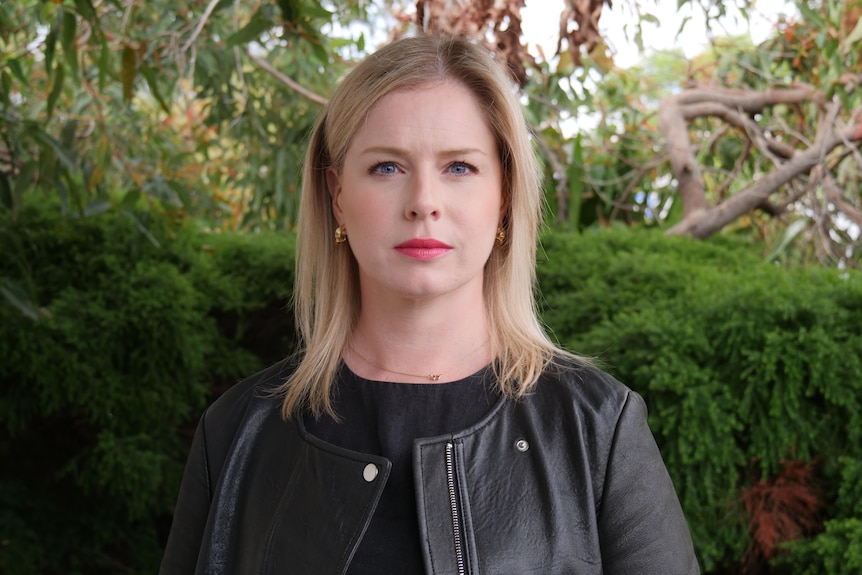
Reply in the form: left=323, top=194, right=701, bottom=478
left=446, top=441, right=466, bottom=575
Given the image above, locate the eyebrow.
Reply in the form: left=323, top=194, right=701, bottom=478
left=358, top=146, right=488, bottom=157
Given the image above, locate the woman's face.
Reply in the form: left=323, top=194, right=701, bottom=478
left=328, top=81, right=504, bottom=304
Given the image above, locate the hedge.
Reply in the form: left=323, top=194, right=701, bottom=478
left=538, top=229, right=862, bottom=572
left=1, top=207, right=860, bottom=573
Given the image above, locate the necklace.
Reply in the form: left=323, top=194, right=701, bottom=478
left=348, top=339, right=490, bottom=382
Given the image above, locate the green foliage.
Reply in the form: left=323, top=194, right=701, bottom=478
left=773, top=458, right=862, bottom=573
left=0, top=201, right=295, bottom=573
left=3, top=202, right=861, bottom=574
left=0, top=0, right=365, bottom=229
left=538, top=227, right=862, bottom=572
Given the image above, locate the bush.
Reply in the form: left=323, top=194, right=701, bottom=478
left=773, top=457, right=862, bottom=574
left=538, top=227, right=862, bottom=573
left=3, top=210, right=860, bottom=574
left=0, top=204, right=295, bottom=573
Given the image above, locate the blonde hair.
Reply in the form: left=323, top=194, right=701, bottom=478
left=280, top=34, right=579, bottom=418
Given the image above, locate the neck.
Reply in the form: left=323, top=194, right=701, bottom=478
left=346, top=290, right=492, bottom=383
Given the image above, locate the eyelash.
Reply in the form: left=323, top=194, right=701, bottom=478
left=367, top=161, right=478, bottom=176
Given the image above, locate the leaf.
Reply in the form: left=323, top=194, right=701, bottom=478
left=73, top=0, right=97, bottom=21
left=796, top=2, right=825, bottom=31
left=45, top=27, right=58, bottom=73
left=226, top=9, right=274, bottom=47
left=46, top=61, right=65, bottom=118
left=122, top=45, right=136, bottom=103
left=122, top=210, right=161, bottom=248
left=843, top=16, right=862, bottom=55
left=61, top=9, right=78, bottom=77
left=276, top=0, right=298, bottom=22
left=167, top=180, right=192, bottom=210
left=13, top=161, right=37, bottom=200
left=7, top=58, right=27, bottom=85
left=676, top=16, right=691, bottom=40
left=32, top=129, right=77, bottom=172
left=0, top=279, right=40, bottom=321
left=767, top=218, right=808, bottom=262
left=83, top=198, right=111, bottom=217
left=302, top=2, right=333, bottom=20
left=60, top=119, right=78, bottom=150
left=140, top=65, right=171, bottom=114
left=122, top=188, right=141, bottom=209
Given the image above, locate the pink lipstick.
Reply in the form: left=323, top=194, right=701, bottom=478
left=395, top=238, right=452, bottom=260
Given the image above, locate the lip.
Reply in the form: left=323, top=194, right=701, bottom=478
left=395, top=238, right=452, bottom=260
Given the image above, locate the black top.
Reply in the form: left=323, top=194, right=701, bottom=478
left=305, top=363, right=498, bottom=574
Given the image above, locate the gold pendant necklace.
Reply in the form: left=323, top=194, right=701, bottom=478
left=348, top=339, right=489, bottom=382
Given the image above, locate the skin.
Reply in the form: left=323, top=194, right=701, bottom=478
left=327, top=81, right=504, bottom=382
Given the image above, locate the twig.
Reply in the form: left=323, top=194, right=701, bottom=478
left=529, top=125, right=568, bottom=223
left=246, top=51, right=329, bottom=106
left=182, top=0, right=222, bottom=53
left=715, top=138, right=752, bottom=201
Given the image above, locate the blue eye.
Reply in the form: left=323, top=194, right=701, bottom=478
left=370, top=162, right=398, bottom=175
left=450, top=162, right=476, bottom=176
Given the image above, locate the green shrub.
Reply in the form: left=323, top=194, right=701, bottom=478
left=773, top=457, right=862, bottom=574
left=538, top=227, right=862, bottom=573
left=3, top=210, right=860, bottom=574
left=0, top=203, right=295, bottom=573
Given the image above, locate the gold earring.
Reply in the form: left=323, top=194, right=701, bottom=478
left=495, top=226, right=506, bottom=246
left=335, top=224, right=347, bottom=244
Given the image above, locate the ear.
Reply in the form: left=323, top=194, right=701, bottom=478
left=326, top=167, right=344, bottom=221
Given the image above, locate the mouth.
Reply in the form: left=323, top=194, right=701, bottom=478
left=395, top=238, right=452, bottom=260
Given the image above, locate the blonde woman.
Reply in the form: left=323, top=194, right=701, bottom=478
left=160, top=34, right=699, bottom=574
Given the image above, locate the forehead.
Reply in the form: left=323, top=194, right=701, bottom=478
left=354, top=81, right=495, bottom=145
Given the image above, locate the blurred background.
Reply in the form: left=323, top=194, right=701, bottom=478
left=1, top=1, right=861, bottom=573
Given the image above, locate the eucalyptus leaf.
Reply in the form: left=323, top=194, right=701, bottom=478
left=0, top=279, right=40, bottom=321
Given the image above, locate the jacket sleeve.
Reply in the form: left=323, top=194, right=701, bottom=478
left=597, top=390, right=700, bottom=575
left=159, top=411, right=212, bottom=575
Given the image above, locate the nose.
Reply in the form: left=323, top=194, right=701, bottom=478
left=404, top=168, right=441, bottom=220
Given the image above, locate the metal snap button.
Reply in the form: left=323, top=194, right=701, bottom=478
left=515, top=439, right=529, bottom=452
left=363, top=463, right=379, bottom=482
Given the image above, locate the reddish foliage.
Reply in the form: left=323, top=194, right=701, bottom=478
left=741, top=459, right=824, bottom=574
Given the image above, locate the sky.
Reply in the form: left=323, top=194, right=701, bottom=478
left=521, top=0, right=798, bottom=68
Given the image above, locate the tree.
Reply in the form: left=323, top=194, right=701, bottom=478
left=3, top=0, right=859, bottom=267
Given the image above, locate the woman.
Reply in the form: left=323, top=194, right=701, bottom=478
left=160, top=34, right=700, bottom=574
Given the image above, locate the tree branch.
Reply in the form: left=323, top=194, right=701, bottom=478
left=667, top=115, right=862, bottom=238
left=246, top=51, right=329, bottom=106
left=182, top=0, right=222, bottom=53
left=658, top=86, right=817, bottom=228
left=529, top=125, right=568, bottom=223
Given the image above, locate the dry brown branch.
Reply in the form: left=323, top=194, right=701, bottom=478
left=557, top=0, right=610, bottom=66
left=659, top=86, right=816, bottom=229
left=657, top=81, right=862, bottom=239
left=182, top=0, right=222, bottom=53
left=246, top=51, right=328, bottom=106
left=667, top=115, right=862, bottom=238
left=823, top=173, right=862, bottom=229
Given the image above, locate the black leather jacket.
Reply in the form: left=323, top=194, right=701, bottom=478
left=159, top=358, right=700, bottom=574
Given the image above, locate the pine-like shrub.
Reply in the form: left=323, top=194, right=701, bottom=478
left=538, top=227, right=862, bottom=573
left=0, top=203, right=295, bottom=574
left=773, top=457, right=862, bottom=574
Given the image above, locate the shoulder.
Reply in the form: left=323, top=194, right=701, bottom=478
left=535, top=354, right=636, bottom=414
left=200, top=357, right=298, bottom=438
